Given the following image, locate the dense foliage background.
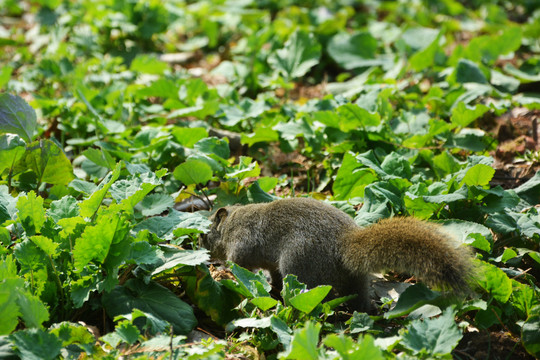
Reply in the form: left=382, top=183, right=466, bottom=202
left=1, top=0, right=539, bottom=358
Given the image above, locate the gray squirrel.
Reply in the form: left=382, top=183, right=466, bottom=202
left=201, top=198, right=472, bottom=310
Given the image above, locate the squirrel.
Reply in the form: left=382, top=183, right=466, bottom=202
left=200, top=197, right=473, bottom=311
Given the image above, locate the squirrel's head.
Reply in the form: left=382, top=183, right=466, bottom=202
left=200, top=207, right=230, bottom=259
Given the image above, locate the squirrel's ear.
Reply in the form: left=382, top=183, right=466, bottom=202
left=214, top=207, right=229, bottom=226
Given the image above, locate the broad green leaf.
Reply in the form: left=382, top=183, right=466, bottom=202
left=171, top=127, right=208, bottom=148
left=110, top=172, right=162, bottom=212
left=173, top=159, right=213, bottom=185
left=463, top=27, right=522, bottom=64
left=409, top=30, right=441, bottom=71
left=30, top=235, right=58, bottom=258
left=225, top=156, right=260, bottom=181
left=279, top=321, right=322, bottom=360
left=79, top=162, right=122, bottom=218
left=82, top=148, right=115, bottom=169
left=348, top=311, right=375, bottom=333
left=461, top=164, right=495, bottom=187
left=337, top=103, right=381, bottom=131
left=0, top=66, right=13, bottom=89
left=0, top=93, right=37, bottom=143
left=134, top=209, right=211, bottom=240
left=225, top=263, right=272, bottom=298
left=9, top=328, right=62, bottom=360
left=522, top=306, right=540, bottom=358
left=474, top=260, right=512, bottom=303
left=451, top=102, right=489, bottom=128
left=0, top=278, right=21, bottom=335
left=241, top=127, right=280, bottom=146
left=323, top=334, right=384, bottom=360
left=48, top=195, right=79, bottom=222
left=219, top=99, right=266, bottom=127
left=49, top=321, right=96, bottom=347
left=385, top=284, right=442, bottom=319
left=130, top=55, right=169, bottom=75
left=0, top=134, right=25, bottom=175
left=453, top=59, right=488, bottom=84
left=20, top=139, right=75, bottom=185
left=333, top=152, right=377, bottom=200
left=268, top=31, right=321, bottom=80
left=151, top=248, right=210, bottom=275
left=270, top=316, right=293, bottom=348
left=251, top=297, right=278, bottom=311
left=181, top=265, right=241, bottom=326
left=73, top=212, right=130, bottom=270
left=401, top=307, right=462, bottom=356
left=327, top=32, right=378, bottom=70
left=102, top=279, right=197, bottom=335
left=17, top=191, right=45, bottom=235
left=16, top=291, right=49, bottom=329
left=138, top=193, right=174, bottom=216
left=289, top=285, right=332, bottom=314
left=114, top=321, right=141, bottom=345
left=514, top=171, right=540, bottom=206
left=194, top=136, right=231, bottom=159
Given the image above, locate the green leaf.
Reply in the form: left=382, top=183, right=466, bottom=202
left=474, top=260, right=512, bottom=303
left=453, top=59, right=488, bottom=84
left=337, top=104, right=381, bottom=131
left=0, top=278, right=21, bottom=335
left=279, top=321, right=322, bottom=360
left=114, top=321, right=141, bottom=345
left=522, top=306, right=540, bottom=358
left=48, top=195, right=79, bottom=222
left=289, top=285, right=332, bottom=314
left=73, top=212, right=130, bottom=270
left=348, top=311, right=375, bottom=334
left=173, top=159, right=213, bottom=185
left=9, top=328, right=62, bottom=360
left=333, top=152, right=377, bottom=200
left=130, top=55, right=169, bottom=75
left=82, top=148, right=115, bottom=170
left=0, top=93, right=37, bottom=143
left=251, top=297, right=278, bottom=311
left=401, top=307, right=463, bottom=356
left=461, top=164, right=495, bottom=187
left=79, top=162, right=122, bottom=218
left=194, top=136, right=231, bottom=159
left=16, top=291, right=49, bottom=329
left=0, top=134, right=25, bottom=175
left=451, top=102, right=489, bottom=128
left=171, top=127, right=208, bottom=148
left=17, top=191, right=45, bottom=235
left=30, top=235, right=58, bottom=258
left=327, top=32, right=378, bottom=70
left=138, top=193, right=174, bottom=216
left=268, top=31, right=321, bottom=80
left=110, top=172, right=162, bottom=212
left=20, top=139, right=75, bottom=186
left=323, top=334, right=384, bottom=360
left=385, top=284, right=442, bottom=319
left=225, top=156, right=260, bottom=181
left=409, top=31, right=441, bottom=71
left=463, top=27, right=522, bottom=64
left=134, top=209, right=211, bottom=241
left=102, top=279, right=197, bottom=335
left=181, top=265, right=241, bottom=326
left=151, top=248, right=210, bottom=275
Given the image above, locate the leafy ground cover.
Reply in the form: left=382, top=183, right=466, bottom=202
left=1, top=0, right=540, bottom=359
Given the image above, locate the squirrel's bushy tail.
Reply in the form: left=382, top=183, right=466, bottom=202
left=341, top=217, right=473, bottom=292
